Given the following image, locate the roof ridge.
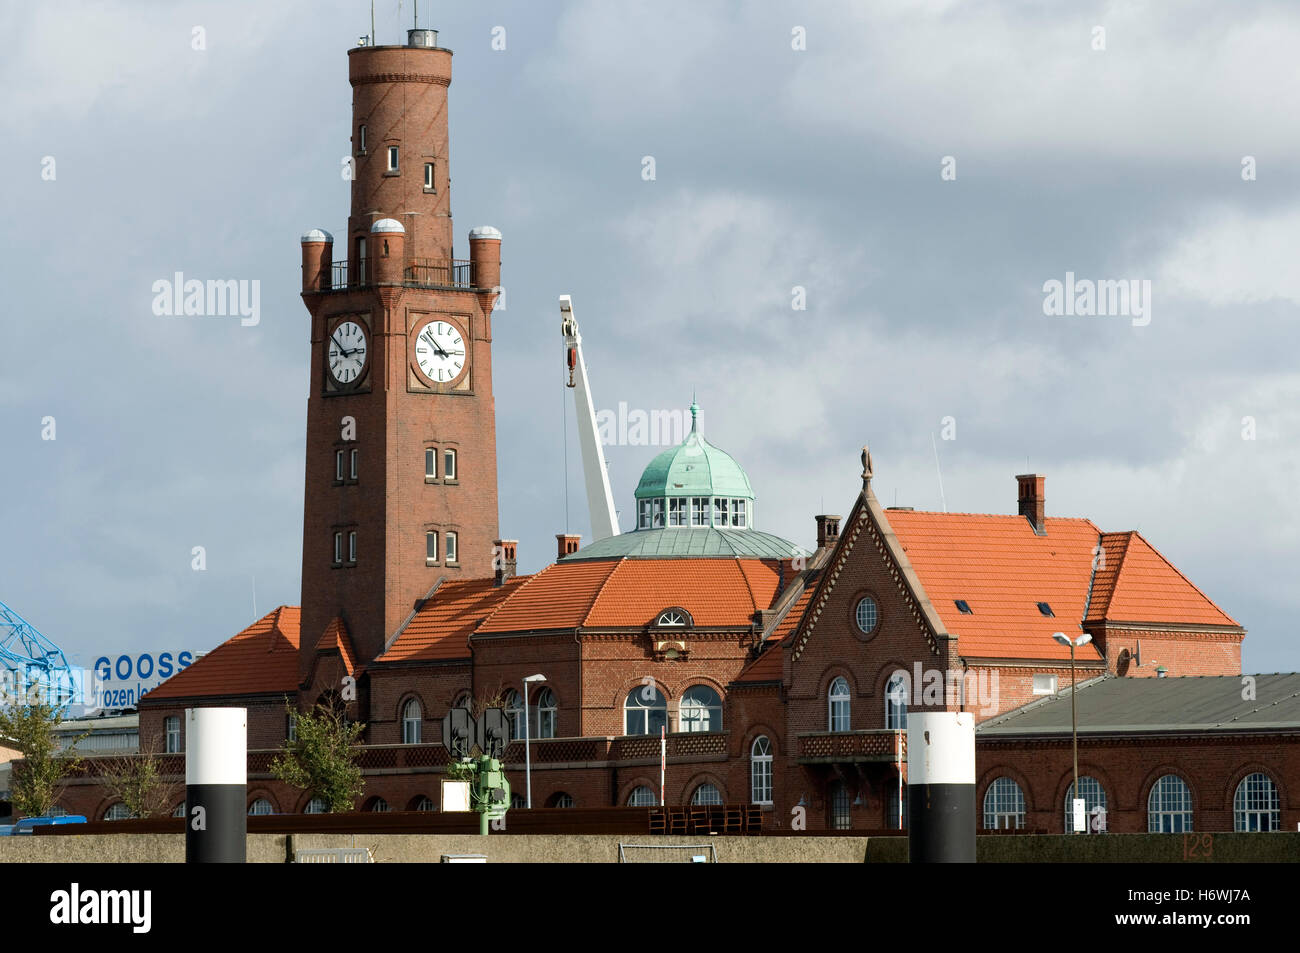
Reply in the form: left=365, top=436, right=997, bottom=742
left=582, top=557, right=629, bottom=626
left=733, top=556, right=760, bottom=616
left=1084, top=531, right=1133, bottom=621
left=887, top=510, right=1098, bottom=522
left=1121, top=532, right=1240, bottom=627
left=476, top=565, right=552, bottom=631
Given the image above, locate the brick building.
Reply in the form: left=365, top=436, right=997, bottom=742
left=49, top=29, right=1296, bottom=834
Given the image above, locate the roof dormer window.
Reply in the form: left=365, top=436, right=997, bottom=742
left=656, top=609, right=690, bottom=627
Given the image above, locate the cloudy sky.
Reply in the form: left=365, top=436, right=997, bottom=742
left=2, top=0, right=1297, bottom=676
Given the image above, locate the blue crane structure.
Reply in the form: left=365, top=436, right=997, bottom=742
left=0, top=600, right=77, bottom=709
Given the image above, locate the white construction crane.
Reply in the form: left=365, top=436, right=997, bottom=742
left=560, top=295, right=620, bottom=541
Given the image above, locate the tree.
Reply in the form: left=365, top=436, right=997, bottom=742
left=270, top=699, right=365, bottom=813
left=0, top=687, right=85, bottom=818
left=97, top=735, right=180, bottom=819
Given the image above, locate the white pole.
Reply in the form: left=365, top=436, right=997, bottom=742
left=660, top=725, right=666, bottom=806
left=523, top=678, right=532, bottom=809
left=897, top=728, right=903, bottom=830
left=560, top=296, right=620, bottom=540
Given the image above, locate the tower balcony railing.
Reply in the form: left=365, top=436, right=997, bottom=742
left=317, top=258, right=476, bottom=292
left=796, top=728, right=906, bottom=764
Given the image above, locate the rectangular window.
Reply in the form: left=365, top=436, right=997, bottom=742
left=335, top=450, right=344, bottom=482
left=287, top=712, right=297, bottom=743
left=732, top=499, right=747, bottom=527
left=424, top=162, right=435, bottom=190
left=1033, top=674, right=1058, bottom=695
left=638, top=499, right=651, bottom=530
left=426, top=531, right=438, bottom=564
left=443, top=448, right=457, bottom=481
left=358, top=124, right=367, bottom=154
left=348, top=531, right=357, bottom=563
left=333, top=532, right=343, bottom=564
left=425, top=448, right=437, bottom=480
left=349, top=449, right=358, bottom=481
left=357, top=237, right=367, bottom=284
left=691, top=497, right=707, bottom=527
left=164, top=716, right=180, bottom=754
left=387, top=145, right=399, bottom=171
left=668, top=497, right=685, bottom=526
left=446, top=531, right=458, bottom=564
left=713, top=497, right=728, bottom=526
left=651, top=498, right=664, bottom=528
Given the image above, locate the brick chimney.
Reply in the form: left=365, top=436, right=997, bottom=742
left=815, top=514, right=841, bottom=549
left=493, top=539, right=517, bottom=587
left=556, top=533, right=581, bottom=559
left=1016, top=474, right=1046, bottom=535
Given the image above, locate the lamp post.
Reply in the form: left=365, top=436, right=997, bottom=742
left=1052, top=631, right=1093, bottom=832
left=522, top=673, right=546, bottom=808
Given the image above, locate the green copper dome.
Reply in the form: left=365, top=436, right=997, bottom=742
left=634, top=403, right=755, bottom=501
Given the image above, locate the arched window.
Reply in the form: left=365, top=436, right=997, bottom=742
left=983, top=777, right=1026, bottom=830
left=248, top=798, right=274, bottom=816
left=511, top=794, right=527, bottom=810
left=402, top=697, right=422, bottom=744
left=750, top=736, right=773, bottom=804
left=828, top=780, right=851, bottom=830
left=885, top=671, right=908, bottom=730
left=656, top=609, right=689, bottom=627
left=828, top=676, right=851, bottom=731
left=1064, top=776, right=1107, bottom=833
left=624, top=683, right=667, bottom=736
left=47, top=805, right=68, bottom=817
left=552, top=793, right=575, bottom=808
left=103, top=802, right=132, bottom=821
left=504, top=689, right=525, bottom=740
left=680, top=685, right=722, bottom=733
left=171, top=803, right=185, bottom=818
left=452, top=691, right=470, bottom=710
left=1147, top=774, right=1193, bottom=832
left=536, top=687, right=557, bottom=739
left=690, top=783, right=723, bottom=806
left=413, top=796, right=435, bottom=812
left=305, top=797, right=327, bottom=814
left=367, top=798, right=390, bottom=813
left=1234, top=772, right=1281, bottom=832
left=627, top=786, right=657, bottom=807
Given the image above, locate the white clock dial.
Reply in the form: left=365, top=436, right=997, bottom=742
left=328, top=320, right=368, bottom=385
left=414, top=320, right=466, bottom=383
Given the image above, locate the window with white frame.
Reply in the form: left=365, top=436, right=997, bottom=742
left=414, top=796, right=435, bottom=812
left=656, top=609, right=688, bottom=627
left=627, top=786, right=657, bottom=807
left=624, top=684, right=667, bottom=736
left=828, top=676, right=851, bottom=731
left=731, top=499, right=747, bottom=527
left=855, top=596, right=879, bottom=635
left=983, top=777, right=1027, bottom=830
left=679, top=685, right=722, bottom=733
left=1234, top=772, right=1280, bottom=832
left=446, top=531, right=458, bottom=563
left=1148, top=774, right=1193, bottom=832
left=424, top=161, right=435, bottom=190
left=1033, top=674, right=1058, bottom=695
left=402, top=697, right=422, bottom=744
left=829, top=780, right=852, bottom=830
left=349, top=448, right=358, bottom=481
left=368, top=798, right=390, bottom=813
left=1064, top=776, right=1107, bottom=832
left=552, top=793, right=575, bottom=808
left=713, top=497, right=729, bottom=526
left=333, top=532, right=343, bottom=564
left=668, top=497, right=686, bottom=526
left=443, top=448, right=457, bottom=480
left=305, top=798, right=327, bottom=814
left=104, top=802, right=133, bottom=821
left=426, top=531, right=438, bottom=564
left=885, top=670, right=908, bottom=730
left=536, top=688, right=557, bottom=739
left=691, top=497, right=708, bottom=527
left=248, top=798, right=274, bottom=816
left=387, top=145, right=399, bottom=171
left=287, top=711, right=297, bottom=742
left=164, top=715, right=180, bottom=753
left=504, top=689, right=524, bottom=740
left=335, top=450, right=344, bottom=482
left=690, top=783, right=723, bottom=806
left=425, top=447, right=437, bottom=479
left=751, top=736, right=773, bottom=804
left=358, top=124, right=367, bottom=154
left=638, top=499, right=651, bottom=530
left=348, top=531, right=357, bottom=563
left=171, top=803, right=185, bottom=818
left=651, top=498, right=664, bottom=528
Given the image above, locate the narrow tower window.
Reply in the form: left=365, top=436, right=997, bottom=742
left=424, top=162, right=435, bottom=191
left=358, top=124, right=367, bottom=154
left=349, top=449, right=358, bottom=481
left=348, top=531, right=357, bottom=563
left=387, top=146, right=399, bottom=172
left=335, top=450, right=344, bottom=482
left=426, top=531, right=438, bottom=565
left=443, top=448, right=457, bottom=481
left=333, top=532, right=343, bottom=564
left=446, top=531, right=458, bottom=564
left=425, top=448, right=437, bottom=480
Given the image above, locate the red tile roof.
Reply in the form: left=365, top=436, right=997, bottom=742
left=143, top=606, right=300, bottom=700
left=734, top=573, right=820, bottom=684
left=314, top=616, right=356, bottom=674
left=1091, top=531, right=1237, bottom=627
left=378, top=575, right=532, bottom=662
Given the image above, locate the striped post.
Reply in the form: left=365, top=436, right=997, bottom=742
left=907, top=711, right=976, bottom=863
left=184, top=707, right=247, bottom=863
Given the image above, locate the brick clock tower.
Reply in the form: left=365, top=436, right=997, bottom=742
left=298, top=29, right=502, bottom=683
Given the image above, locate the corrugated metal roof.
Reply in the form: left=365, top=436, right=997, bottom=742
left=564, top=527, right=807, bottom=561
left=978, top=674, right=1300, bottom=735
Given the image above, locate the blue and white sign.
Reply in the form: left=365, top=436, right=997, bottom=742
left=85, top=651, right=196, bottom=710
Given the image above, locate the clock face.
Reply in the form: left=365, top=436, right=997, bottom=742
left=414, top=320, right=466, bottom=384
left=328, top=320, right=368, bottom=385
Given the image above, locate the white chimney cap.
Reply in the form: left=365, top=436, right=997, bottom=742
left=370, top=218, right=405, bottom=234
left=300, top=228, right=333, bottom=243
left=469, top=226, right=502, bottom=241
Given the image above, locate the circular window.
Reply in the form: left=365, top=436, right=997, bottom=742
left=855, top=596, right=879, bottom=634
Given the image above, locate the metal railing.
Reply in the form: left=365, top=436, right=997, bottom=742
left=317, top=257, right=475, bottom=292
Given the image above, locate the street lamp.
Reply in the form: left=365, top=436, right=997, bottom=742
left=522, top=673, right=546, bottom=808
left=1052, top=631, right=1093, bottom=832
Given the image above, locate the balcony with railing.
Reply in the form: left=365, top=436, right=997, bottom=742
left=796, top=729, right=906, bottom=764
left=316, top=257, right=476, bottom=292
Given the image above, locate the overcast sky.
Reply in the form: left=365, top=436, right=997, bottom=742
left=2, top=1, right=1297, bottom=676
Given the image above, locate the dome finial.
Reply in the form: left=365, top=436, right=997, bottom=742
left=689, top=395, right=699, bottom=434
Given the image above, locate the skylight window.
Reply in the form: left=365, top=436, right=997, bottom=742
left=1037, top=602, right=1055, bottom=617
left=955, top=600, right=973, bottom=614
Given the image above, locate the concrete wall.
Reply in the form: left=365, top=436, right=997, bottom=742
left=0, top=834, right=288, bottom=864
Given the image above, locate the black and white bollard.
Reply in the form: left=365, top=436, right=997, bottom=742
left=907, top=711, right=976, bottom=863
left=184, top=707, right=247, bottom=864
